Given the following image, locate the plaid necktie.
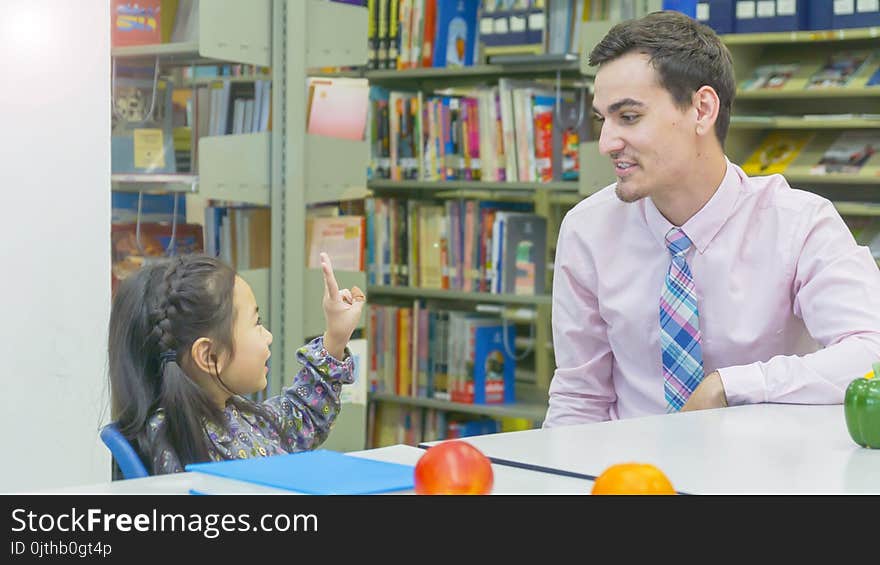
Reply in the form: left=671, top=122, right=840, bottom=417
left=660, top=227, right=704, bottom=412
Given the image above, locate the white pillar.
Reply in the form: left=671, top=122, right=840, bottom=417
left=0, top=0, right=111, bottom=490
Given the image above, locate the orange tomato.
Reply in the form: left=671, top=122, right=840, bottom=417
left=414, top=441, right=494, bottom=495
left=591, top=463, right=676, bottom=495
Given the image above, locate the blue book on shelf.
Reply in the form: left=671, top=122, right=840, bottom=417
left=832, top=1, right=880, bottom=29
left=471, top=323, right=516, bottom=404
left=696, top=0, right=734, bottom=34
left=805, top=0, right=833, bottom=30
left=663, top=0, right=697, bottom=18
left=185, top=450, right=415, bottom=495
left=734, top=0, right=807, bottom=33
left=867, top=66, right=880, bottom=87
left=432, top=0, right=480, bottom=67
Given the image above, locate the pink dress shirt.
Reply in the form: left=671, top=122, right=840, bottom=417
left=544, top=160, right=880, bottom=426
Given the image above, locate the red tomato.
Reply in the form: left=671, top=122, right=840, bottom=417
left=414, top=441, right=494, bottom=495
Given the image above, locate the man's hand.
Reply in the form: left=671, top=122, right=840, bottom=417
left=681, top=371, right=728, bottom=412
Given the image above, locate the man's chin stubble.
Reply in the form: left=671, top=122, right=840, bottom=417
left=615, top=183, right=644, bottom=203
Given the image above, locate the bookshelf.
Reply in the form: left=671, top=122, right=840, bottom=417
left=110, top=1, right=369, bottom=453
left=111, top=0, right=274, bottom=312
left=110, top=2, right=271, bottom=66
left=369, top=392, right=548, bottom=421
left=281, top=0, right=369, bottom=453
left=362, top=54, right=600, bottom=447
left=368, top=286, right=552, bottom=306
left=717, top=26, right=880, bottom=197
left=110, top=173, right=198, bottom=194
left=368, top=180, right=581, bottom=193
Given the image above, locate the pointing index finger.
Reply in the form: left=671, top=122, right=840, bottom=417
left=321, top=252, right=339, bottom=300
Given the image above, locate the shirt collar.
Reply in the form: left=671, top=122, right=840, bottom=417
left=642, top=158, right=743, bottom=254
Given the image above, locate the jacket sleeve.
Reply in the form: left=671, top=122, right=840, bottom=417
left=260, top=336, right=355, bottom=452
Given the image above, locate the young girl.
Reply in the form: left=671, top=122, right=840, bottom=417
left=108, top=252, right=366, bottom=475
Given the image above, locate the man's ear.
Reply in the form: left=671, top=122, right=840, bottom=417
left=190, top=337, right=221, bottom=375
left=692, top=85, right=720, bottom=138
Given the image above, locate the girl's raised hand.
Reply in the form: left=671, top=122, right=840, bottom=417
left=321, top=252, right=366, bottom=359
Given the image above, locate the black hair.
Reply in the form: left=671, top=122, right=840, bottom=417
left=589, top=10, right=736, bottom=146
left=108, top=254, right=272, bottom=469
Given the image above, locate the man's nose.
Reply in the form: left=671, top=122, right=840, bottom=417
left=598, top=121, right=625, bottom=156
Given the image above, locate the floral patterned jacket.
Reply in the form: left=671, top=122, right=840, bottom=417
left=141, top=336, right=354, bottom=475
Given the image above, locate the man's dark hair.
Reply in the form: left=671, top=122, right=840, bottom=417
left=589, top=10, right=735, bottom=146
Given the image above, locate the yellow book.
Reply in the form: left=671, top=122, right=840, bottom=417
left=741, top=131, right=814, bottom=175
left=396, top=308, right=412, bottom=396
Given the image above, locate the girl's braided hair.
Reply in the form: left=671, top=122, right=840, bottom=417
left=109, top=255, right=273, bottom=470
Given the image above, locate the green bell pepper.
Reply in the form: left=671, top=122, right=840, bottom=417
left=844, top=362, right=880, bottom=449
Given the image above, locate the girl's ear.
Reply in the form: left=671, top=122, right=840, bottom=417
left=190, top=337, right=221, bottom=375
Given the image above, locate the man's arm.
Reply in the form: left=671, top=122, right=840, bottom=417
left=544, top=214, right=616, bottom=427
left=718, top=199, right=880, bottom=405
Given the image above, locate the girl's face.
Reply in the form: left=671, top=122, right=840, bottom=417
left=218, top=276, right=272, bottom=396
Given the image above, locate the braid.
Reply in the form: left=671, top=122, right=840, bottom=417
left=149, top=257, right=185, bottom=363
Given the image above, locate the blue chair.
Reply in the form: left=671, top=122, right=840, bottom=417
left=100, top=423, right=149, bottom=479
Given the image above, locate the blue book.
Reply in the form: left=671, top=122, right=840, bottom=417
left=696, top=0, right=735, bottom=34
left=471, top=322, right=515, bottom=404
left=432, top=0, right=480, bottom=67
left=185, top=450, right=415, bottom=495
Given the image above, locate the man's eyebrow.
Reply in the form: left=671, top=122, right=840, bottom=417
left=593, top=98, right=645, bottom=116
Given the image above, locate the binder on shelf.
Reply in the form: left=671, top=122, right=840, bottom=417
left=831, top=0, right=880, bottom=29
left=805, top=0, right=833, bottom=31
left=663, top=0, right=698, bottom=18
left=185, top=449, right=415, bottom=494
left=733, top=0, right=808, bottom=33
left=696, top=0, right=735, bottom=34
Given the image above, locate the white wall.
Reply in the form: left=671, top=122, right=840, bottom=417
left=0, top=0, right=110, bottom=490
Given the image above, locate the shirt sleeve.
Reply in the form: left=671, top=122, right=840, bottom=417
left=719, top=198, right=880, bottom=405
left=260, top=335, right=355, bottom=452
left=544, top=213, right=617, bottom=427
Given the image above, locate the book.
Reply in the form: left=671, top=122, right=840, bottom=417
left=806, top=51, right=872, bottom=90
left=112, top=0, right=162, bottom=47
left=185, top=450, right=414, bottom=495
left=306, top=216, right=366, bottom=271
left=432, top=0, right=480, bottom=67
left=810, top=131, right=880, bottom=175
left=307, top=78, right=370, bottom=141
left=450, top=317, right=516, bottom=404
left=741, top=131, right=814, bottom=175
left=499, top=213, right=547, bottom=295
left=739, top=63, right=799, bottom=91
left=867, top=66, right=880, bottom=87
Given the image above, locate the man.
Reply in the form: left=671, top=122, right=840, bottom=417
left=544, top=11, right=880, bottom=426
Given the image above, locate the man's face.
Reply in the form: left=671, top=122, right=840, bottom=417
left=592, top=52, right=697, bottom=203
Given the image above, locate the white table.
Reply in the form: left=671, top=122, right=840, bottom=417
left=424, top=404, right=880, bottom=494
left=43, top=445, right=594, bottom=495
